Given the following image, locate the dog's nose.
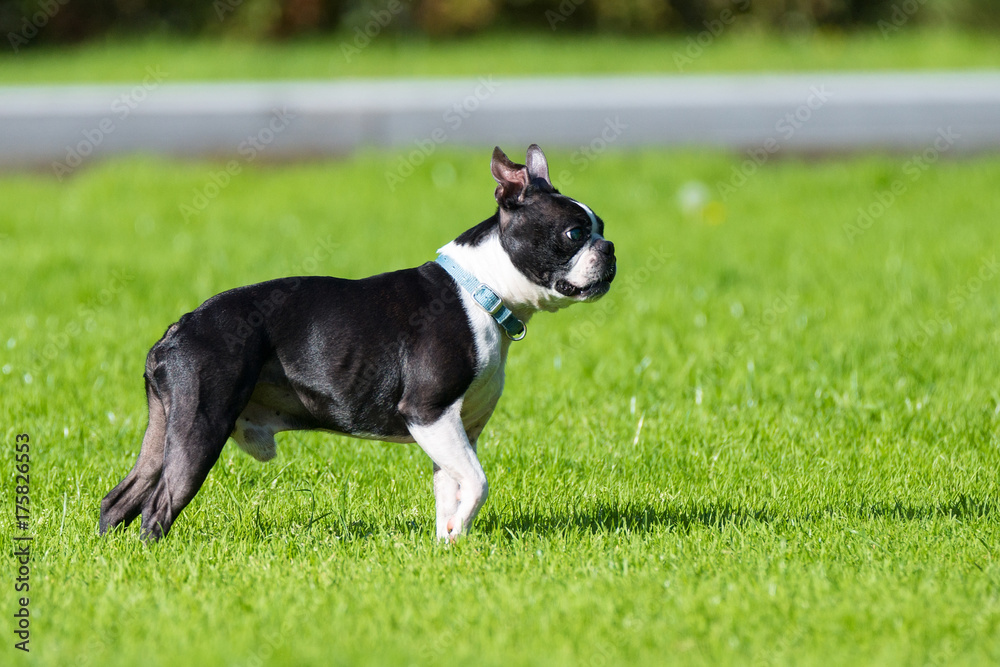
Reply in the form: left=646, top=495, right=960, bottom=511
left=595, top=239, right=615, bottom=257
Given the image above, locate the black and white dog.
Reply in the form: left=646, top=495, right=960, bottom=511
left=99, top=144, right=616, bottom=541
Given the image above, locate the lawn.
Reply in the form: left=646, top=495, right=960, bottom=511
left=2, top=147, right=999, bottom=666
left=2, top=28, right=1000, bottom=83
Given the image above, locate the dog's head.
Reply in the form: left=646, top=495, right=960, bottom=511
left=487, top=144, right=616, bottom=309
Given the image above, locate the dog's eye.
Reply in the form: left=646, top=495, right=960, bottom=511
left=565, top=228, right=585, bottom=242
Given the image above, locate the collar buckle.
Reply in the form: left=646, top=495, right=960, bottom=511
left=472, top=285, right=503, bottom=315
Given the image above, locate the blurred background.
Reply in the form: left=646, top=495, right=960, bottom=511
left=1, top=0, right=999, bottom=381
left=3, top=0, right=1000, bottom=168
left=1, top=0, right=999, bottom=42
left=2, top=5, right=1000, bottom=666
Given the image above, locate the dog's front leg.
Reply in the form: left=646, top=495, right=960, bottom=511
left=432, top=464, right=461, bottom=539
left=408, top=402, right=488, bottom=540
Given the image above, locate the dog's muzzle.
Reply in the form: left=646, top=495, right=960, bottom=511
left=555, top=240, right=616, bottom=300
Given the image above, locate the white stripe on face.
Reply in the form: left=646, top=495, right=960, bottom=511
left=570, top=199, right=598, bottom=229
left=565, top=197, right=605, bottom=243
left=560, top=198, right=609, bottom=289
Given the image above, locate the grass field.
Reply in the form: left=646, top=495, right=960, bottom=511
left=2, top=28, right=1000, bottom=83
left=2, top=147, right=1000, bottom=666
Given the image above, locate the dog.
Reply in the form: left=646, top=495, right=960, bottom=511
left=99, top=144, right=616, bottom=541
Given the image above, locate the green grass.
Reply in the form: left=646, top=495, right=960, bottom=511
left=2, top=147, right=999, bottom=666
left=1, top=28, right=999, bottom=83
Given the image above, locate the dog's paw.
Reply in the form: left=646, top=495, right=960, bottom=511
left=435, top=515, right=464, bottom=542
left=447, top=516, right=463, bottom=540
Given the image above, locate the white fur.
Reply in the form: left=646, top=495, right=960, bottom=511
left=417, top=238, right=521, bottom=539
left=438, top=230, right=578, bottom=315
left=432, top=464, right=461, bottom=539
left=560, top=197, right=610, bottom=290
left=408, top=400, right=489, bottom=540
left=420, top=217, right=609, bottom=536
left=570, top=198, right=598, bottom=227
left=235, top=213, right=605, bottom=497
left=426, top=224, right=592, bottom=539
left=454, top=284, right=507, bottom=440
left=562, top=242, right=608, bottom=290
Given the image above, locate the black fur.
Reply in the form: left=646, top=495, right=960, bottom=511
left=453, top=213, right=500, bottom=247
left=99, top=144, right=616, bottom=541
left=455, top=192, right=609, bottom=291
left=99, top=263, right=477, bottom=539
left=500, top=193, right=602, bottom=288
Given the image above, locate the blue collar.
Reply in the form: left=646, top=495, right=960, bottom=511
left=435, top=254, right=526, bottom=341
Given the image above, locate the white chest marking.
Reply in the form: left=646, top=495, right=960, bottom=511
left=454, top=286, right=509, bottom=441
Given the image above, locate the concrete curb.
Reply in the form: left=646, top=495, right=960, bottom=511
left=1, top=71, right=998, bottom=171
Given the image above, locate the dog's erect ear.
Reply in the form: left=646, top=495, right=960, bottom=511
left=525, top=144, right=550, bottom=186
left=491, top=146, right=530, bottom=208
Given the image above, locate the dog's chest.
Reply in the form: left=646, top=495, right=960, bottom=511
left=457, top=292, right=510, bottom=437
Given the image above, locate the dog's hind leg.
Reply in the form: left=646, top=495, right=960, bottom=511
left=99, top=378, right=167, bottom=534
left=137, top=358, right=259, bottom=541
left=138, top=417, right=230, bottom=541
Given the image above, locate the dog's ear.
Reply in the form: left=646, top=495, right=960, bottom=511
left=491, top=146, right=529, bottom=208
left=525, top=144, right=550, bottom=186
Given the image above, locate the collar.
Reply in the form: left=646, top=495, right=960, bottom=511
left=435, top=254, right=526, bottom=341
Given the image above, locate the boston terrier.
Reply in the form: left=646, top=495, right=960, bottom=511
left=99, top=144, right=616, bottom=541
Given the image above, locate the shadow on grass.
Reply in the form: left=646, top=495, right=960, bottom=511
left=473, top=494, right=998, bottom=539
left=227, top=494, right=998, bottom=542
left=834, top=495, right=998, bottom=522
left=477, top=501, right=772, bottom=538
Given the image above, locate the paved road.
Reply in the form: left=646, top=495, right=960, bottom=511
left=1, top=72, right=998, bottom=170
